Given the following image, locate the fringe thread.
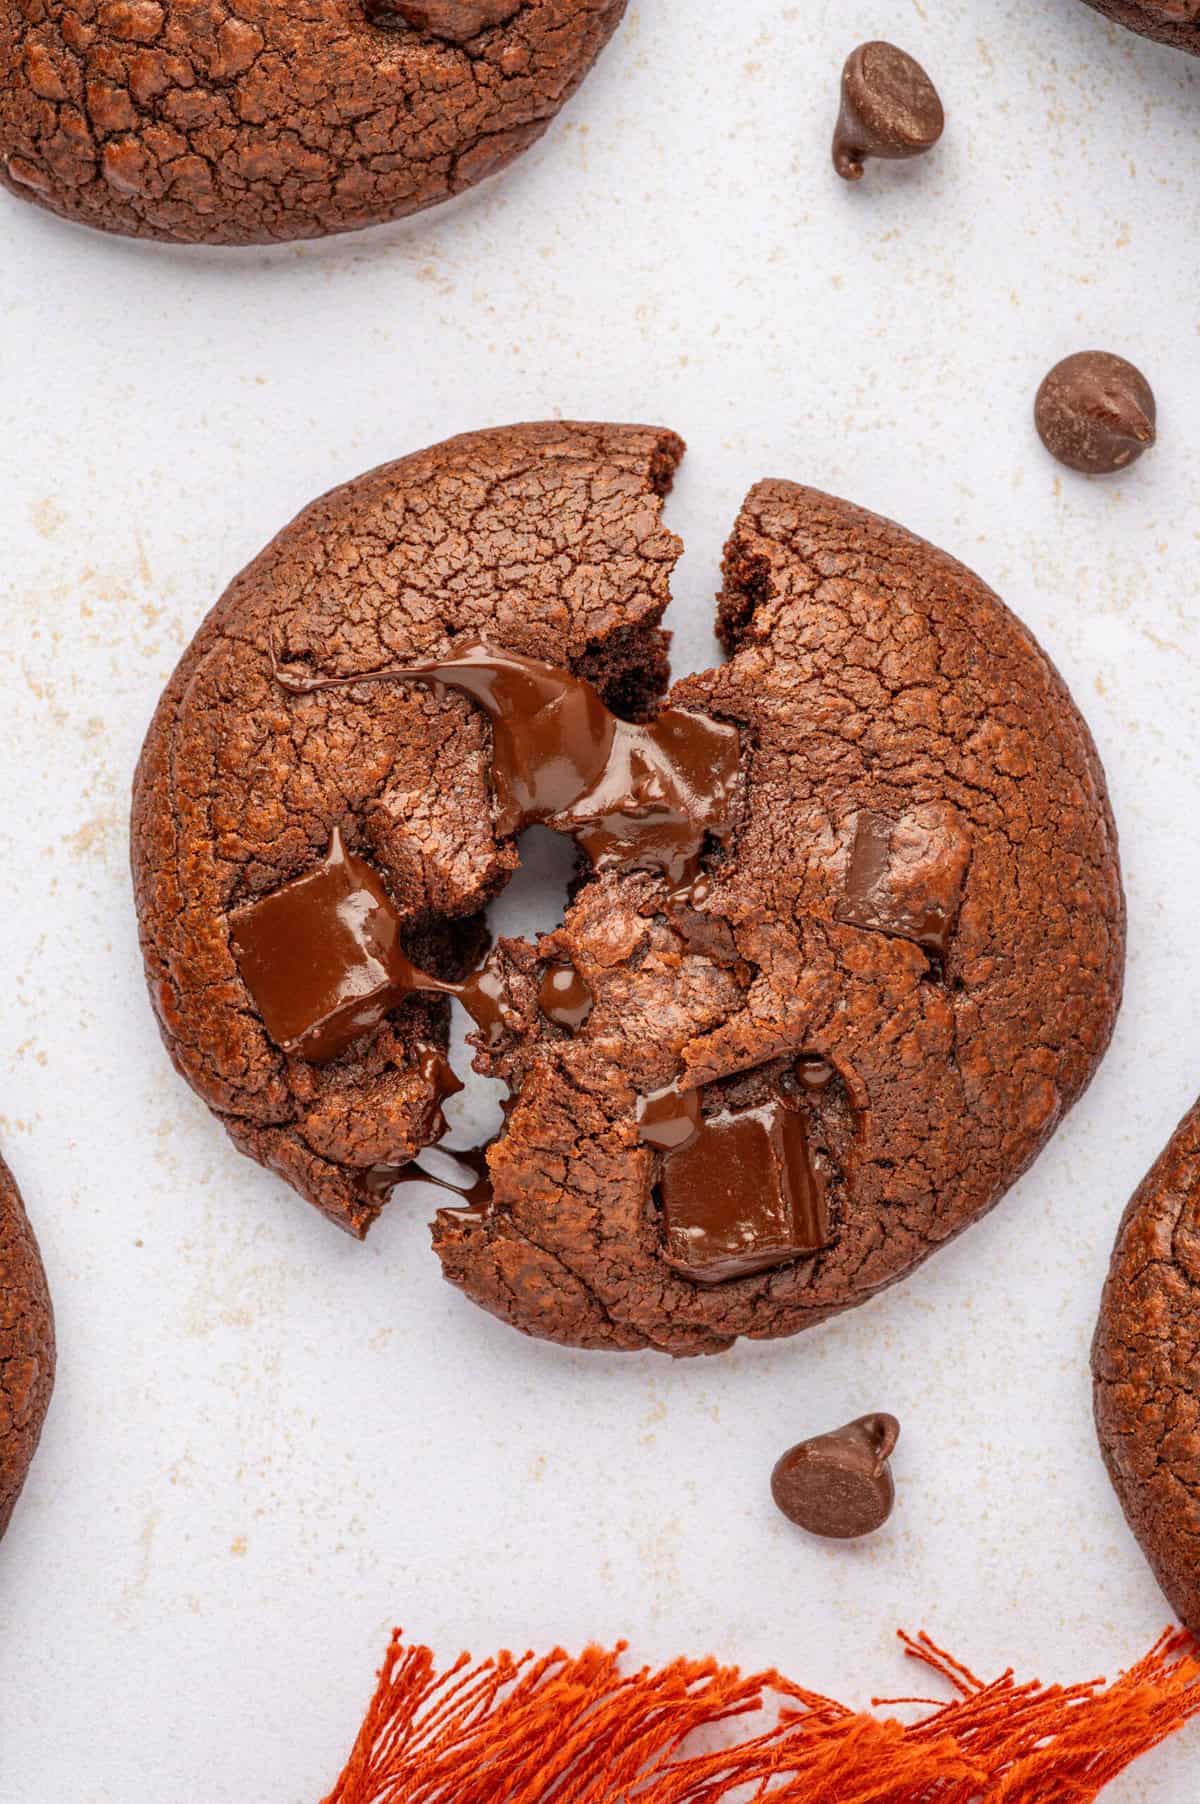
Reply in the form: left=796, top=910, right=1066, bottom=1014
left=321, top=1626, right=1200, bottom=1802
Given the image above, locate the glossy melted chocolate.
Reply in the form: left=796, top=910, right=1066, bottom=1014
left=391, top=1144, right=494, bottom=1214
left=637, top=1083, right=828, bottom=1285
left=230, top=828, right=511, bottom=1065
left=230, top=827, right=431, bottom=1062
left=274, top=640, right=740, bottom=888
left=538, top=962, right=594, bottom=1031
left=840, top=808, right=968, bottom=964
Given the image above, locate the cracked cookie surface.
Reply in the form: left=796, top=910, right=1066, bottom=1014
left=1077, top=0, right=1200, bottom=50
left=0, top=0, right=628, bottom=244
left=1094, top=1102, right=1200, bottom=1633
left=132, top=421, right=1124, bottom=1356
left=0, top=1155, right=54, bottom=1541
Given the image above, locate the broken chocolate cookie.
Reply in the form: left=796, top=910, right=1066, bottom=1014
left=0, top=0, right=628, bottom=244
left=1093, top=1101, right=1200, bottom=1634
left=132, top=421, right=1124, bottom=1356
left=0, top=1154, right=55, bottom=1542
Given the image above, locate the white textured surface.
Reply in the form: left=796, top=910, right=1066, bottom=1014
left=1, top=1, right=1199, bottom=1797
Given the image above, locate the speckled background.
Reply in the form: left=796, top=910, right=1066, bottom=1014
left=0, top=1, right=1197, bottom=1798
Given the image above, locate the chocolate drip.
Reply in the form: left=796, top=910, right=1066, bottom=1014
left=367, top=1143, right=494, bottom=1214
left=451, top=962, right=509, bottom=1050
left=539, top=962, right=593, bottom=1032
left=413, top=1045, right=464, bottom=1140
left=636, top=1081, right=828, bottom=1285
left=274, top=640, right=740, bottom=889
left=230, top=828, right=511, bottom=1064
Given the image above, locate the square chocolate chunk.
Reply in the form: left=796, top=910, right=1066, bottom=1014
left=658, top=1099, right=827, bottom=1285
left=230, top=828, right=407, bottom=1063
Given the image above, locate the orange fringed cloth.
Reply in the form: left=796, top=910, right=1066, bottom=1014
left=322, top=1627, right=1200, bottom=1803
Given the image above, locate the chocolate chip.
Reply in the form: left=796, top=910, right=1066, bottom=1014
left=833, top=43, right=944, bottom=183
left=771, top=1413, right=900, bottom=1539
left=1034, top=351, right=1157, bottom=477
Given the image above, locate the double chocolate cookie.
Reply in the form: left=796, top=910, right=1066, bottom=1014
left=0, top=1, right=627, bottom=244
left=132, top=421, right=1124, bottom=1356
left=1077, top=0, right=1200, bottom=50
left=0, top=1155, right=54, bottom=1541
left=1094, top=1103, right=1200, bottom=1633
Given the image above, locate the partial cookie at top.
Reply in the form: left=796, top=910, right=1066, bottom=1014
left=1077, top=0, right=1200, bottom=50
left=0, top=1155, right=55, bottom=1542
left=133, top=424, right=1124, bottom=1357
left=0, top=0, right=628, bottom=244
left=1094, top=1102, right=1200, bottom=1634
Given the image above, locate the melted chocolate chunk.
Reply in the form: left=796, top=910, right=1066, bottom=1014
left=646, top=1091, right=828, bottom=1285
left=771, top=1414, right=900, bottom=1539
left=833, top=42, right=944, bottom=182
left=539, top=962, right=594, bottom=1031
left=229, top=828, right=436, bottom=1063
left=275, top=641, right=740, bottom=888
left=839, top=805, right=970, bottom=964
left=230, top=828, right=512, bottom=1065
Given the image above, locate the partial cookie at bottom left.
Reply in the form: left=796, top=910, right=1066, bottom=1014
left=0, top=1154, right=54, bottom=1541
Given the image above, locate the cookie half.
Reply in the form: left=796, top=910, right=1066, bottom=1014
left=1094, top=1103, right=1200, bottom=1633
left=0, top=1, right=628, bottom=244
left=0, top=1155, right=54, bottom=1540
left=133, top=423, right=1124, bottom=1354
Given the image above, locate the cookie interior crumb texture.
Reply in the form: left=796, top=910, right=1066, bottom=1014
left=0, top=0, right=630, bottom=245
left=0, top=1154, right=55, bottom=1542
left=131, top=421, right=1125, bottom=1357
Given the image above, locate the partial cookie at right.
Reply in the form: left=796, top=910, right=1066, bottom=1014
left=0, top=1154, right=54, bottom=1542
left=1078, top=0, right=1200, bottom=51
left=1094, top=1102, right=1200, bottom=1634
